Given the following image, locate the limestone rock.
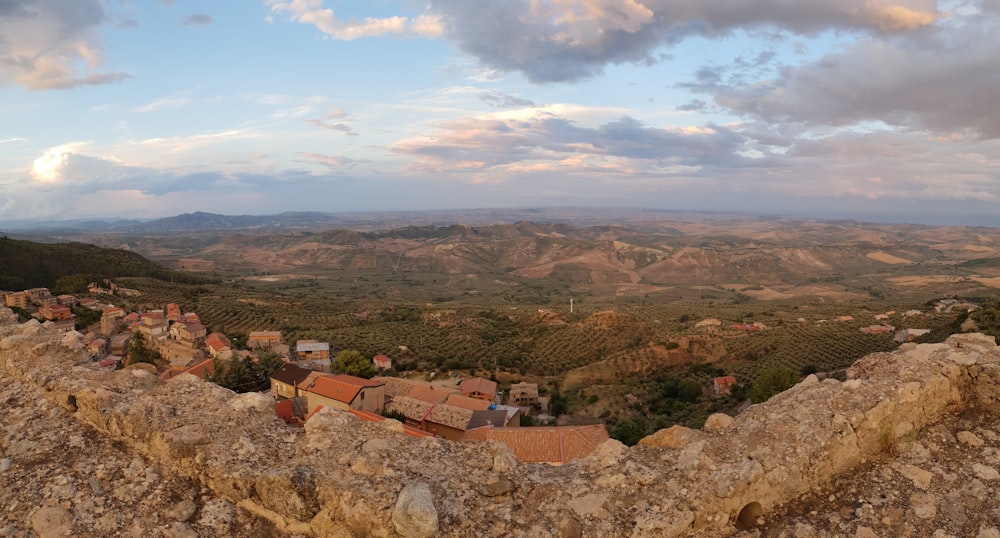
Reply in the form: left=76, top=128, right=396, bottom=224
left=973, top=463, right=1000, bottom=480
left=639, top=424, right=702, bottom=448
left=703, top=413, right=734, bottom=432
left=254, top=466, right=321, bottom=521
left=392, top=482, right=439, bottom=538
left=229, top=391, right=273, bottom=414
left=30, top=506, right=73, bottom=537
left=958, top=431, right=985, bottom=447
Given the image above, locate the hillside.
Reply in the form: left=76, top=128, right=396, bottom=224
left=0, top=236, right=209, bottom=291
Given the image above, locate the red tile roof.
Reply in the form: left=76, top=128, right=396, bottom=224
left=406, top=383, right=456, bottom=404
left=205, top=332, right=230, bottom=352
left=330, top=374, right=383, bottom=388
left=463, top=424, right=610, bottom=464
left=302, top=375, right=366, bottom=404
left=445, top=394, right=492, bottom=411
left=185, top=358, right=215, bottom=379
left=460, top=377, right=497, bottom=398
left=348, top=409, right=434, bottom=438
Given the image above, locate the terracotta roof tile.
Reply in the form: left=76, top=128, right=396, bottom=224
left=406, top=383, right=456, bottom=404
left=460, top=377, right=497, bottom=398
left=445, top=394, right=492, bottom=411
left=301, top=374, right=379, bottom=404
left=373, top=377, right=420, bottom=398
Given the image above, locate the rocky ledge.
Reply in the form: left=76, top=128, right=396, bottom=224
left=2, top=306, right=1000, bottom=537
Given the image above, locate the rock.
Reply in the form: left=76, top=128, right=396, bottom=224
left=568, top=493, right=608, bottom=519
left=478, top=476, right=513, bottom=497
left=911, top=492, right=938, bottom=519
left=958, top=431, right=985, bottom=447
left=0, top=458, right=10, bottom=472
left=167, top=499, right=198, bottom=522
left=584, top=439, right=626, bottom=470
left=30, top=506, right=73, bottom=537
left=893, top=462, right=934, bottom=489
left=392, top=482, right=439, bottom=538
left=702, top=413, right=734, bottom=432
left=639, top=424, right=701, bottom=448
left=855, top=527, right=878, bottom=538
left=197, top=498, right=234, bottom=532
left=973, top=464, right=1000, bottom=481
left=229, top=392, right=273, bottom=414
left=163, top=522, right=199, bottom=538
left=557, top=516, right=583, bottom=538
left=255, top=466, right=321, bottom=521
left=978, top=526, right=1000, bottom=538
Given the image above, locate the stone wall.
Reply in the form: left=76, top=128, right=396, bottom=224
left=1, top=306, right=997, bottom=537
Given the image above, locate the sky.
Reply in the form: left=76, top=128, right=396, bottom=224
left=1, top=0, right=1000, bottom=225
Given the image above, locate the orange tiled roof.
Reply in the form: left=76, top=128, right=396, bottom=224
left=445, top=394, right=492, bottom=411
left=330, top=374, right=383, bottom=388
left=302, top=374, right=363, bottom=404
left=406, top=383, right=456, bottom=404
left=462, top=424, right=610, bottom=464
left=185, top=358, right=215, bottom=379
left=460, top=377, right=497, bottom=397
left=348, top=409, right=434, bottom=438
left=205, top=332, right=230, bottom=352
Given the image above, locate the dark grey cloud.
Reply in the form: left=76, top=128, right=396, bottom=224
left=428, top=0, right=939, bottom=82
left=708, top=12, right=1000, bottom=138
left=0, top=0, right=128, bottom=89
left=676, top=99, right=706, bottom=112
left=479, top=91, right=536, bottom=109
left=181, top=13, right=212, bottom=26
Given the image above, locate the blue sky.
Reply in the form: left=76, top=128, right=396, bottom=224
left=2, top=0, right=999, bottom=224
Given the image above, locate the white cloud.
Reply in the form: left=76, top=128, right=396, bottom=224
left=266, top=0, right=443, bottom=40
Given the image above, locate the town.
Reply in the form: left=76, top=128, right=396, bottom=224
left=3, top=283, right=612, bottom=465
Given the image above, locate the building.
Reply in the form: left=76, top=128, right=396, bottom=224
left=174, top=322, right=207, bottom=347
left=24, top=288, right=52, bottom=305
left=110, top=333, right=134, bottom=356
left=248, top=331, right=282, bottom=350
left=460, top=377, right=498, bottom=402
left=895, top=328, right=931, bottom=343
left=100, top=307, right=125, bottom=337
left=4, top=292, right=28, bottom=309
left=695, top=318, right=722, bottom=329
left=406, top=383, right=457, bottom=405
left=86, top=338, right=108, bottom=356
left=205, top=332, right=231, bottom=357
left=270, top=363, right=315, bottom=400
left=295, top=340, right=330, bottom=361
left=462, top=424, right=610, bottom=464
left=373, top=354, right=393, bottom=370
left=386, top=396, right=507, bottom=441
left=508, top=382, right=540, bottom=407
left=166, top=303, right=182, bottom=321
left=300, top=374, right=385, bottom=413
left=860, top=325, right=895, bottom=335
left=713, top=376, right=738, bottom=396
left=56, top=295, right=77, bottom=306
left=39, top=303, right=73, bottom=322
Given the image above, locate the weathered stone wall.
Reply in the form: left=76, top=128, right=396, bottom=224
left=1, top=307, right=997, bottom=537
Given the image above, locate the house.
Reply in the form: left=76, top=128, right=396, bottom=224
left=110, top=333, right=134, bottom=356
left=24, top=288, right=52, bottom=305
left=445, top=394, right=492, bottom=411
left=295, top=340, right=330, bottom=361
left=508, top=382, right=540, bottom=407
left=731, top=322, right=766, bottom=331
left=461, top=424, right=610, bottom=464
left=386, top=396, right=508, bottom=441
left=138, top=312, right=167, bottom=338
left=834, top=316, right=854, bottom=322
left=713, top=376, right=738, bottom=396
left=270, top=363, right=315, bottom=400
left=4, top=291, right=28, bottom=309
left=373, top=376, right=421, bottom=401
left=77, top=298, right=98, bottom=309
left=100, top=307, right=125, bottom=336
left=160, top=341, right=205, bottom=364
left=460, top=377, right=498, bottom=402
left=184, top=358, right=216, bottom=380
left=166, top=303, right=181, bottom=321
left=248, top=331, right=282, bottom=350
left=873, top=313, right=891, bottom=321
left=346, top=409, right=434, bottom=438
left=299, top=374, right=386, bottom=413
left=695, top=318, right=722, bottom=329
left=406, top=383, right=457, bottom=405
left=903, top=310, right=922, bottom=317
left=56, top=295, right=77, bottom=306
left=86, top=338, right=108, bottom=356
left=205, top=332, right=231, bottom=357
left=174, top=322, right=207, bottom=347
left=895, top=328, right=931, bottom=343
left=860, top=325, right=895, bottom=335
left=39, top=303, right=73, bottom=321
left=373, top=354, right=393, bottom=370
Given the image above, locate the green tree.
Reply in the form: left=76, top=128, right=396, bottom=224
left=332, top=349, right=377, bottom=379
left=748, top=367, right=798, bottom=404
left=611, top=418, right=647, bottom=446
left=677, top=379, right=703, bottom=403
left=126, top=332, right=159, bottom=366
